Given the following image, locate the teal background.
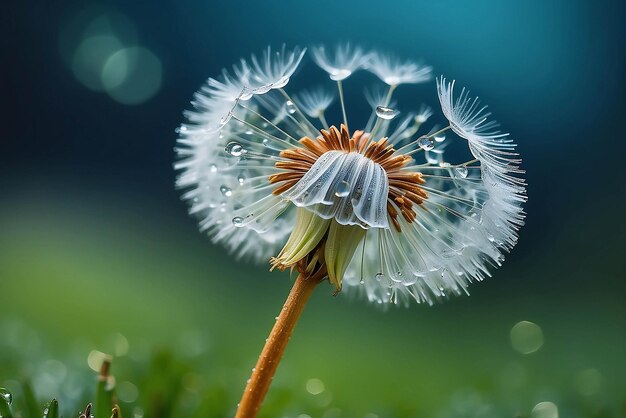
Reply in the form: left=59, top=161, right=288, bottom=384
left=2, top=1, right=625, bottom=416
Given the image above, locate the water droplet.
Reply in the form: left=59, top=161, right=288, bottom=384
left=285, top=100, right=297, bottom=114
left=210, top=164, right=218, bottom=173
left=375, top=272, right=385, bottom=281
left=455, top=165, right=468, bottom=178
left=439, top=162, right=451, bottom=168
left=335, top=180, right=351, bottom=197
left=225, top=141, right=244, bottom=157
left=0, top=388, right=12, bottom=405
left=434, top=134, right=445, bottom=143
left=232, top=217, right=244, bottom=227
left=220, top=185, right=232, bottom=197
left=375, top=106, right=397, bottom=120
left=417, top=136, right=434, bottom=151
left=237, top=175, right=245, bottom=185
left=262, top=138, right=269, bottom=146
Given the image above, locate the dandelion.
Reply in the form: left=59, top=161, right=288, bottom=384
left=367, top=52, right=433, bottom=86
left=295, top=87, right=335, bottom=128
left=175, top=45, right=526, bottom=417
left=311, top=43, right=368, bottom=81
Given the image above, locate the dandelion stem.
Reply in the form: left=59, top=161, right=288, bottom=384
left=336, top=80, right=348, bottom=130
left=318, top=112, right=330, bottom=130
left=426, top=125, right=451, bottom=138
left=383, top=84, right=397, bottom=107
left=235, top=273, right=322, bottom=418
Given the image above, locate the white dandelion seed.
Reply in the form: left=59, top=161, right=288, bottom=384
left=295, top=88, right=335, bottom=120
left=367, top=52, right=433, bottom=86
left=311, top=44, right=368, bottom=81
left=176, top=45, right=527, bottom=306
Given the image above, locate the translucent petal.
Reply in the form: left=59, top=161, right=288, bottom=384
left=282, top=151, right=390, bottom=229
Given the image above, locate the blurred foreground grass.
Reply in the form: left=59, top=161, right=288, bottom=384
left=0, top=182, right=624, bottom=417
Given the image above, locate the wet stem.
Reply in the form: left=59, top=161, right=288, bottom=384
left=235, top=273, right=322, bottom=418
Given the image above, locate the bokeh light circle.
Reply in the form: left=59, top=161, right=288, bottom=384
left=510, top=320, right=544, bottom=354
left=72, top=35, right=124, bottom=91
left=101, top=46, right=162, bottom=105
left=531, top=401, right=558, bottom=418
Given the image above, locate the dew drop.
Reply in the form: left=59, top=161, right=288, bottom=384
left=434, top=134, right=446, bottom=143
left=455, top=165, right=468, bottom=178
left=285, top=100, right=297, bottom=114
left=237, top=175, right=245, bottom=185
left=225, top=141, right=245, bottom=157
left=220, top=112, right=233, bottom=125
left=220, top=185, right=232, bottom=197
left=439, top=162, right=451, bottom=168
left=375, top=105, right=397, bottom=120
left=262, top=138, right=269, bottom=146
left=0, top=388, right=12, bottom=405
left=210, top=164, right=218, bottom=173
left=232, top=217, right=244, bottom=227
left=417, top=136, right=434, bottom=151
left=335, top=180, right=351, bottom=197
left=375, top=272, right=385, bottom=281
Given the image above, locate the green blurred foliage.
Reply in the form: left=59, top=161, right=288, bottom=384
left=0, top=186, right=624, bottom=417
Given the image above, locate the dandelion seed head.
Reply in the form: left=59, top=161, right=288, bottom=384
left=176, top=45, right=526, bottom=305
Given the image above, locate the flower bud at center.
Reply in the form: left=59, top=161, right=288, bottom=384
left=271, top=207, right=365, bottom=292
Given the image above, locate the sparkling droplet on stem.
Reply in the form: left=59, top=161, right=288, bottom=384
left=417, top=136, right=434, bottom=151
left=225, top=141, right=245, bottom=157
left=285, top=100, right=297, bottom=114
left=220, top=185, right=233, bottom=197
left=455, top=165, right=468, bottom=178
left=232, top=217, right=244, bottom=227
left=375, top=105, right=397, bottom=120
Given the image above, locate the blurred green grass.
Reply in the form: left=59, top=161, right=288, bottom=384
left=0, top=182, right=624, bottom=417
